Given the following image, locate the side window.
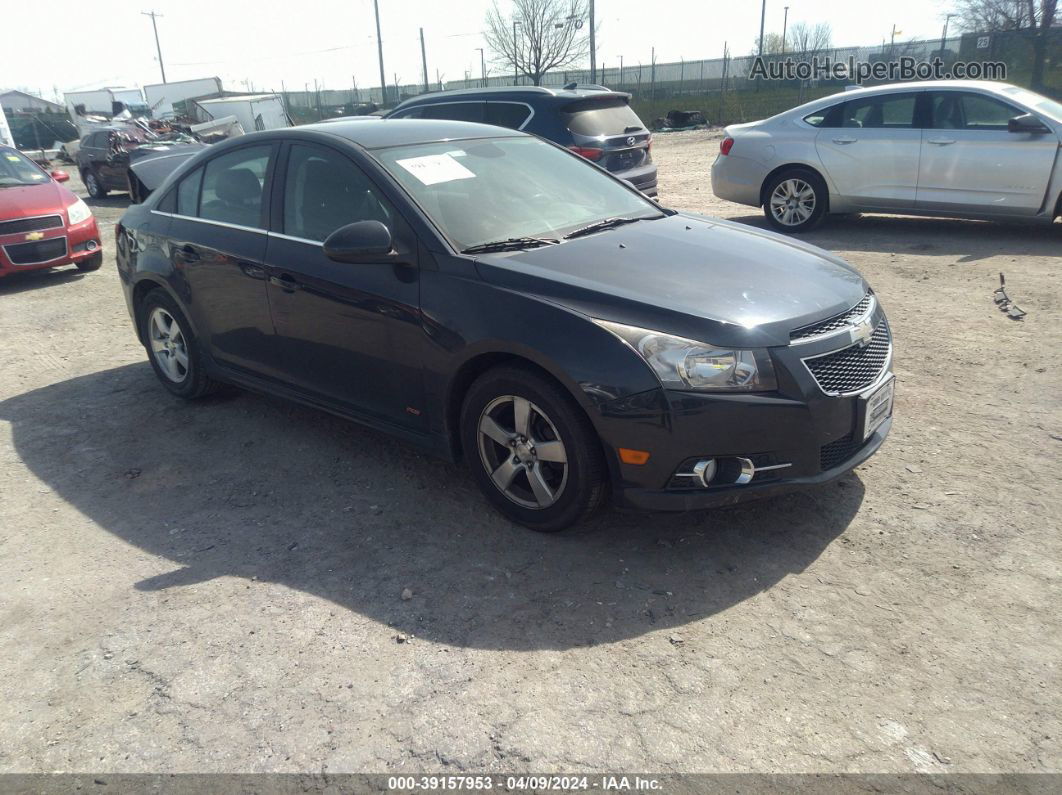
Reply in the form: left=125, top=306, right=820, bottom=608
left=804, top=103, right=843, bottom=128
left=392, top=106, right=424, bottom=119
left=420, top=102, right=484, bottom=122
left=931, top=92, right=1022, bottom=131
left=156, top=186, right=177, bottom=213
left=176, top=167, right=203, bottom=216
left=485, top=102, right=531, bottom=129
left=198, top=145, right=271, bottom=229
left=282, top=143, right=394, bottom=243
left=842, top=94, right=917, bottom=129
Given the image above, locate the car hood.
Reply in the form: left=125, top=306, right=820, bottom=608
left=473, top=213, right=867, bottom=348
left=0, top=181, right=71, bottom=222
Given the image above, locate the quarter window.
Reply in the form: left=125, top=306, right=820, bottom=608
left=282, top=144, right=393, bottom=242
left=198, top=145, right=271, bottom=229
left=930, top=92, right=1023, bottom=130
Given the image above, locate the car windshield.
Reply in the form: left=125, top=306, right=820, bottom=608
left=0, top=149, right=50, bottom=188
left=1001, top=86, right=1062, bottom=122
left=373, top=136, right=663, bottom=252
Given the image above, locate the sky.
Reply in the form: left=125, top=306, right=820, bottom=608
left=5, top=0, right=954, bottom=101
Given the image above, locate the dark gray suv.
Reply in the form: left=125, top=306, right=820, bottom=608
left=386, top=86, right=657, bottom=196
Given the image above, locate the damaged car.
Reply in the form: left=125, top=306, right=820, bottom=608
left=75, top=125, right=206, bottom=201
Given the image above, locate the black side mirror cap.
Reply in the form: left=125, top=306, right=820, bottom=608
left=1008, top=113, right=1050, bottom=134
left=323, top=220, right=394, bottom=263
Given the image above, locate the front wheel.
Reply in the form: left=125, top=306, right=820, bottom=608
left=460, top=365, right=607, bottom=532
left=763, top=168, right=827, bottom=233
left=76, top=252, right=103, bottom=272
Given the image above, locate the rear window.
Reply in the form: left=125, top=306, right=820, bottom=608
left=563, top=99, right=645, bottom=136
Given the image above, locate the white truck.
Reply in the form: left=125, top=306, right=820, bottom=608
left=193, top=94, right=290, bottom=132
left=143, top=77, right=223, bottom=120
left=64, top=87, right=147, bottom=120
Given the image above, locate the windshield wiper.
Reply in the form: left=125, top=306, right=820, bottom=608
left=462, top=236, right=559, bottom=254
left=562, top=216, right=645, bottom=240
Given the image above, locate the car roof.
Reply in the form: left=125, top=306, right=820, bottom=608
left=302, top=117, right=526, bottom=148
left=393, top=85, right=630, bottom=107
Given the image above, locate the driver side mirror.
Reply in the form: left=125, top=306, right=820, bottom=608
left=50, top=170, right=69, bottom=183
left=1008, top=113, right=1050, bottom=134
left=323, top=220, right=394, bottom=263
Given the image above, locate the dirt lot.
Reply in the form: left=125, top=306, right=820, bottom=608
left=1, top=130, right=1060, bottom=774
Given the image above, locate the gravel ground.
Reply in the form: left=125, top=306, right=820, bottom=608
left=1, top=130, right=1060, bottom=774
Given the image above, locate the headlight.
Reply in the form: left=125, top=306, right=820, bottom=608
left=67, top=198, right=92, bottom=225
left=595, top=319, right=777, bottom=392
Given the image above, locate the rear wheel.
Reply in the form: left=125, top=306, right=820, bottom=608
left=763, top=168, right=827, bottom=233
left=460, top=365, right=607, bottom=532
left=84, top=169, right=107, bottom=199
left=139, top=289, right=219, bottom=399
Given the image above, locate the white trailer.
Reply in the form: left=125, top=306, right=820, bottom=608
left=144, top=77, right=223, bottom=119
left=194, top=94, right=290, bottom=132
left=0, top=105, right=13, bottom=147
left=64, top=87, right=146, bottom=119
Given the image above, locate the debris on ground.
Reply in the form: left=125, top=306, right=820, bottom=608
left=651, top=110, right=709, bottom=131
left=993, top=273, right=1027, bottom=320
left=401, top=588, right=413, bottom=601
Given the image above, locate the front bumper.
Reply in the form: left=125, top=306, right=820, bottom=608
left=596, top=309, right=894, bottom=512
left=0, top=217, right=101, bottom=276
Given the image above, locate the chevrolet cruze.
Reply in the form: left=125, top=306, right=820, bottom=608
left=116, top=119, right=894, bottom=531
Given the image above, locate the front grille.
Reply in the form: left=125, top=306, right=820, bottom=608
left=0, top=215, right=64, bottom=237
left=3, top=237, right=68, bottom=265
left=820, top=434, right=867, bottom=471
left=804, top=321, right=891, bottom=395
left=791, top=291, right=873, bottom=341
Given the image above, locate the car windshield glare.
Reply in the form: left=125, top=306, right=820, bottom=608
left=372, top=137, right=663, bottom=252
left=0, top=149, right=50, bottom=188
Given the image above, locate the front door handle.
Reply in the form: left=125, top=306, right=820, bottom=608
left=269, top=273, right=301, bottom=292
left=831, top=137, right=857, bottom=144
left=177, top=245, right=200, bottom=263
left=927, top=138, right=956, bottom=146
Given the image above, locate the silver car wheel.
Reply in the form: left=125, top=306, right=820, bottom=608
left=477, top=395, right=569, bottom=510
left=770, top=178, right=816, bottom=227
left=148, top=307, right=190, bottom=383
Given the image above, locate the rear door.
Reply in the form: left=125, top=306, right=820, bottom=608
left=814, top=91, right=923, bottom=208
left=263, top=141, right=425, bottom=430
left=165, top=143, right=282, bottom=377
left=916, top=90, right=1059, bottom=216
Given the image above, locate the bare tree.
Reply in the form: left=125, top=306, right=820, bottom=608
left=787, top=22, right=833, bottom=59
left=955, top=0, right=1058, bottom=90
left=484, top=0, right=592, bottom=86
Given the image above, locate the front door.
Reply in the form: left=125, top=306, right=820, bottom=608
left=814, top=91, right=923, bottom=208
left=916, top=90, right=1058, bottom=216
left=264, top=141, right=425, bottom=431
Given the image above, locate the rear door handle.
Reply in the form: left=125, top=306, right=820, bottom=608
left=269, top=273, right=301, bottom=292
left=927, top=138, right=956, bottom=146
left=831, top=137, right=857, bottom=144
left=177, top=245, right=200, bottom=263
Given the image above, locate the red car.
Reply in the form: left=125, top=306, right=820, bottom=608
left=0, top=145, right=102, bottom=278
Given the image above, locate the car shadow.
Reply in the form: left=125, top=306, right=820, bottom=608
left=84, top=194, right=131, bottom=211
left=0, top=267, right=85, bottom=294
left=724, top=212, right=1060, bottom=263
left=0, top=363, right=865, bottom=651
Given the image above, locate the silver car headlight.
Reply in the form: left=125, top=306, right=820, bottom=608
left=594, top=319, right=777, bottom=392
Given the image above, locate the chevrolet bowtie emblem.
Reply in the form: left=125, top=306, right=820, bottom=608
left=851, top=318, right=874, bottom=347
left=25, top=231, right=45, bottom=241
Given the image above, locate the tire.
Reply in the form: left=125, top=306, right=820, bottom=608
left=460, top=365, right=608, bottom=532
left=762, top=167, right=827, bottom=233
left=84, top=168, right=108, bottom=199
left=138, top=289, right=220, bottom=399
left=76, top=251, right=103, bottom=272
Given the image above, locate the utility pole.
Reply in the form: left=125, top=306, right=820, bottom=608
left=420, top=28, right=429, bottom=93
left=589, top=0, right=596, bottom=83
left=372, top=0, right=387, bottom=105
left=477, top=47, right=486, bottom=88
left=758, top=0, right=767, bottom=55
left=890, top=24, right=900, bottom=49
left=650, top=46, right=656, bottom=101
left=619, top=55, right=624, bottom=84
left=940, top=13, right=954, bottom=55
left=782, top=6, right=789, bottom=54
left=142, top=11, right=166, bottom=83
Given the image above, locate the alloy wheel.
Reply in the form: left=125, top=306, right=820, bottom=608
left=148, top=307, right=190, bottom=383
left=770, top=178, right=816, bottom=227
left=477, top=395, right=569, bottom=510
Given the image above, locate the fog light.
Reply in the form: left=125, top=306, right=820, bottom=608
left=693, top=459, right=717, bottom=487
left=86, top=240, right=98, bottom=251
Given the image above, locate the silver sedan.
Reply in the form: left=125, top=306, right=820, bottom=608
left=711, top=80, right=1062, bottom=232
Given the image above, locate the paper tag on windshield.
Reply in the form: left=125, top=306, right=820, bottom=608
left=395, top=154, right=475, bottom=186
